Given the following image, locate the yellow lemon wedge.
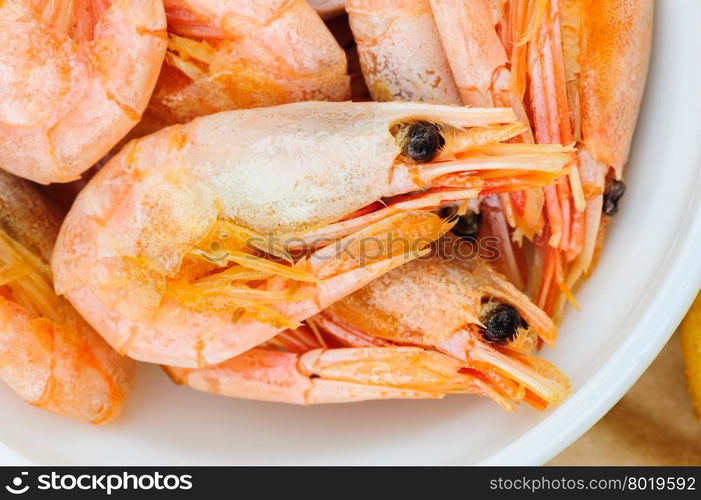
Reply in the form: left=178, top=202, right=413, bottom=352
left=681, top=291, right=701, bottom=417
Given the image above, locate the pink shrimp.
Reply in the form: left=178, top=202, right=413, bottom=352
left=141, top=0, right=350, bottom=130
left=514, top=0, right=653, bottom=318
left=52, top=101, right=570, bottom=368
left=347, top=0, right=462, bottom=104
left=166, top=241, right=569, bottom=409
left=41, top=0, right=352, bottom=212
left=0, top=0, right=167, bottom=184
left=0, top=171, right=134, bottom=423
left=347, top=0, right=537, bottom=289
left=348, top=0, right=654, bottom=319
left=553, top=0, right=654, bottom=318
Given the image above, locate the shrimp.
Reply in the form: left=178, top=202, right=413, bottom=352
left=41, top=0, right=351, bottom=212
left=554, top=0, right=654, bottom=319
left=505, top=0, right=652, bottom=318
left=166, top=238, right=570, bottom=409
left=347, top=0, right=462, bottom=104
left=53, top=101, right=571, bottom=368
left=347, top=0, right=528, bottom=122
left=347, top=0, right=538, bottom=289
left=0, top=0, right=167, bottom=184
left=348, top=0, right=653, bottom=318
left=480, top=0, right=653, bottom=319
left=0, top=171, right=134, bottom=423
left=141, top=0, right=350, bottom=130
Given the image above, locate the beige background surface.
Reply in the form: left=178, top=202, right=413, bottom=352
left=550, top=333, right=701, bottom=465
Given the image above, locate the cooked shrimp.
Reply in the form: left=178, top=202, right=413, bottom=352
left=0, top=0, right=167, bottom=184
left=53, top=101, right=570, bottom=368
left=347, top=0, right=462, bottom=104
left=483, top=0, right=652, bottom=319
left=348, top=0, right=527, bottom=118
left=469, top=0, right=652, bottom=319
left=424, top=0, right=539, bottom=290
left=327, top=234, right=558, bottom=348
left=166, top=240, right=570, bottom=409
left=141, top=0, right=350, bottom=129
left=554, top=0, right=654, bottom=318
left=40, top=0, right=351, bottom=212
left=0, top=171, right=134, bottom=423
left=347, top=0, right=537, bottom=289
left=348, top=0, right=653, bottom=318
left=505, top=0, right=652, bottom=317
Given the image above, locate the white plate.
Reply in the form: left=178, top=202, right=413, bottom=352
left=2, top=0, right=701, bottom=466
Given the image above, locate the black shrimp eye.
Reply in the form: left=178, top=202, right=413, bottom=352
left=479, top=303, right=528, bottom=344
left=451, top=212, right=482, bottom=241
left=603, top=179, right=626, bottom=217
left=403, top=121, right=445, bottom=163
left=437, top=207, right=481, bottom=240
left=438, top=205, right=459, bottom=219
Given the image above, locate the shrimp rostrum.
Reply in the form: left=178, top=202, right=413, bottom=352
left=167, top=236, right=570, bottom=409
left=0, top=171, right=134, bottom=424
left=53, top=101, right=571, bottom=368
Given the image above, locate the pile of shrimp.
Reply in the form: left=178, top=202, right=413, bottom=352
left=0, top=0, right=652, bottom=423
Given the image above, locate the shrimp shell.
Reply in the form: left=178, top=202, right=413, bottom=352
left=0, top=171, right=134, bottom=423
left=0, top=0, right=167, bottom=184
left=53, top=101, right=569, bottom=367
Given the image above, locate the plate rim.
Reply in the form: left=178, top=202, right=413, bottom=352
left=472, top=1, right=701, bottom=465
left=476, top=162, right=701, bottom=466
left=2, top=1, right=701, bottom=467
